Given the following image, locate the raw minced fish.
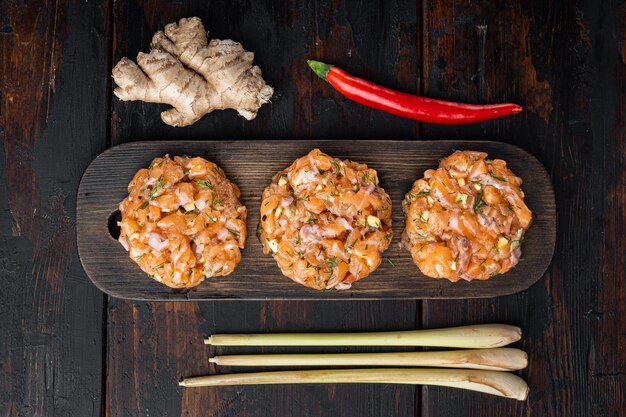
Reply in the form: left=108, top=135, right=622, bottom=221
left=118, top=155, right=246, bottom=289
left=259, top=149, right=393, bottom=290
left=402, top=151, right=532, bottom=282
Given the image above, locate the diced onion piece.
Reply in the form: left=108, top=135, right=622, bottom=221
left=367, top=215, right=381, bottom=228
left=268, top=239, right=279, bottom=253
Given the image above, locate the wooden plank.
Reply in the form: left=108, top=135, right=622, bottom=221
left=421, top=1, right=625, bottom=416
left=110, top=2, right=419, bottom=142
left=106, top=2, right=419, bottom=417
left=78, top=140, right=555, bottom=300
left=107, top=299, right=418, bottom=417
left=0, top=1, right=107, bottom=416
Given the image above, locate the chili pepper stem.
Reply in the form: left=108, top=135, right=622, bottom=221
left=307, top=60, right=332, bottom=82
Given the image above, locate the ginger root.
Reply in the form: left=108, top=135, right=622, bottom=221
left=112, top=17, right=273, bottom=127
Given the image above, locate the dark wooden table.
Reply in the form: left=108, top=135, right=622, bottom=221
left=1, top=1, right=624, bottom=416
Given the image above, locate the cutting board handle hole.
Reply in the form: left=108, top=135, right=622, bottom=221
left=108, top=210, right=121, bottom=240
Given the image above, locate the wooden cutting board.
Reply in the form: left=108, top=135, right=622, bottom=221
left=77, top=140, right=555, bottom=301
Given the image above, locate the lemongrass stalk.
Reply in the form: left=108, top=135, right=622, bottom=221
left=208, top=348, right=527, bottom=371
left=179, top=368, right=529, bottom=400
left=204, top=324, right=521, bottom=348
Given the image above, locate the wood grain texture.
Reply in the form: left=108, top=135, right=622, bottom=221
left=108, top=299, right=418, bottom=417
left=110, top=1, right=419, bottom=143
left=421, top=1, right=626, bottom=417
left=106, top=2, right=419, bottom=416
left=0, top=0, right=107, bottom=416
left=77, top=140, right=555, bottom=301
left=0, top=0, right=619, bottom=416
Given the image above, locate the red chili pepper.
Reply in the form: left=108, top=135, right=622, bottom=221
left=307, top=60, right=523, bottom=124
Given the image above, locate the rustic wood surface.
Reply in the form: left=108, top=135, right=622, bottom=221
left=1, top=1, right=624, bottom=417
left=77, top=140, right=555, bottom=300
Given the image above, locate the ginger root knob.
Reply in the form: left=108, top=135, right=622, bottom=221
left=112, top=17, right=273, bottom=127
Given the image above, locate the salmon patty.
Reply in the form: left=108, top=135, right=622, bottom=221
left=401, top=151, right=532, bottom=282
left=259, top=149, right=393, bottom=290
left=118, top=155, right=246, bottom=288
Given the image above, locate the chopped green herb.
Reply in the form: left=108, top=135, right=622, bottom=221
left=194, top=179, right=213, bottom=189
left=325, top=257, right=338, bottom=269
left=211, top=192, right=224, bottom=208
left=387, top=259, right=395, bottom=267
left=416, top=190, right=430, bottom=197
left=473, top=191, right=487, bottom=212
left=141, top=175, right=164, bottom=209
left=204, top=213, right=217, bottom=223
left=149, top=159, right=164, bottom=169
left=361, top=171, right=377, bottom=185
left=488, top=170, right=506, bottom=182
left=227, top=228, right=240, bottom=238
left=332, top=161, right=341, bottom=174
left=327, top=269, right=335, bottom=282
left=151, top=262, right=165, bottom=270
